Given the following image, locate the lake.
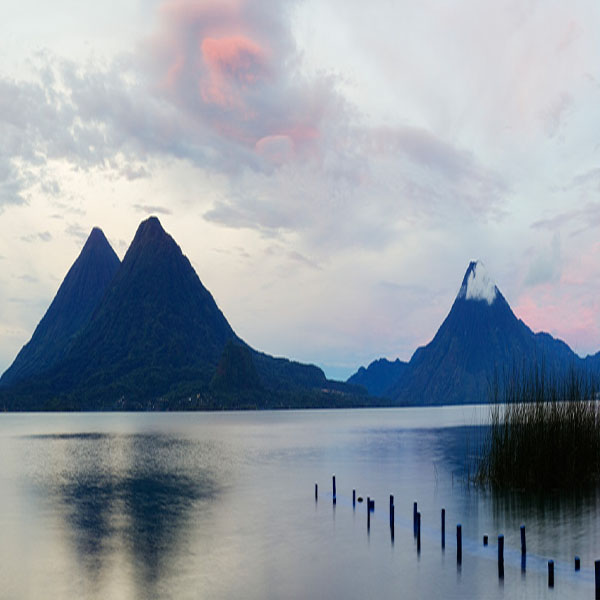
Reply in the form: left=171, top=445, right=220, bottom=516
left=0, top=407, right=598, bottom=599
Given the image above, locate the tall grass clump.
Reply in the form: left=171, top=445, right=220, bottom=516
left=476, top=364, right=600, bottom=491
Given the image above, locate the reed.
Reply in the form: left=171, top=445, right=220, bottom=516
left=476, top=364, right=600, bottom=490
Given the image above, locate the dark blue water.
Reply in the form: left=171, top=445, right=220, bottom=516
left=0, top=408, right=598, bottom=599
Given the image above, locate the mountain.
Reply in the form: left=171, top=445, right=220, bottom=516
left=1, top=217, right=366, bottom=410
left=350, top=261, right=579, bottom=405
left=347, top=358, right=408, bottom=397
left=0, top=228, right=120, bottom=387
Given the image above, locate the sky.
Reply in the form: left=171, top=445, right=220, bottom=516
left=1, top=0, right=600, bottom=380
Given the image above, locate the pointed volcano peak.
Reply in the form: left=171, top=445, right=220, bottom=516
left=457, top=260, right=498, bottom=305
left=0, top=225, right=120, bottom=386
left=81, top=226, right=114, bottom=256
left=134, top=216, right=166, bottom=242
left=87, top=226, right=105, bottom=241
left=126, top=216, right=179, bottom=260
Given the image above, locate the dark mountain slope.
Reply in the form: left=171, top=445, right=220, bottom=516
left=1, top=217, right=365, bottom=410
left=347, top=358, right=408, bottom=397
left=389, top=261, right=578, bottom=405
left=41, top=216, right=240, bottom=405
left=0, top=228, right=120, bottom=386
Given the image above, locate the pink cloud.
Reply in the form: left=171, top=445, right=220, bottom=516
left=515, top=285, right=600, bottom=357
left=200, top=35, right=268, bottom=110
left=255, top=134, right=294, bottom=164
left=147, top=0, right=328, bottom=165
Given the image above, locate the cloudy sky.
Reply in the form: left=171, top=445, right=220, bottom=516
left=1, top=0, right=599, bottom=380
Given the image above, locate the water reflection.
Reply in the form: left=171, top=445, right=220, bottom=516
left=30, top=433, right=218, bottom=598
left=490, top=486, right=600, bottom=563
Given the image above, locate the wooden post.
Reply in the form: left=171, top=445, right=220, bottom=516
left=390, top=504, right=395, bottom=528
left=548, top=560, right=554, bottom=587
left=332, top=474, right=336, bottom=504
left=441, top=508, right=445, bottom=549
left=417, top=512, right=421, bottom=553
left=483, top=535, right=488, bottom=546
left=315, top=482, right=318, bottom=501
left=595, top=560, right=600, bottom=599
left=498, top=535, right=504, bottom=579
left=575, top=556, right=580, bottom=571
left=413, top=502, right=418, bottom=537
left=520, top=525, right=526, bottom=555
left=367, top=497, right=371, bottom=530
left=457, top=524, right=462, bottom=564
left=353, top=489, right=356, bottom=507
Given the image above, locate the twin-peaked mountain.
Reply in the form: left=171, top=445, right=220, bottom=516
left=349, top=261, right=582, bottom=405
left=0, top=217, right=365, bottom=410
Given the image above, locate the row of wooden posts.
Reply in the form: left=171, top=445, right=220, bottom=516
left=317, top=475, right=600, bottom=598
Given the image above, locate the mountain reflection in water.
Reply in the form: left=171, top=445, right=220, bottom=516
left=31, top=433, right=218, bottom=598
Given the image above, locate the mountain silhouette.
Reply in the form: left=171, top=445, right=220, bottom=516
left=350, top=261, right=579, bottom=404
left=1, top=217, right=364, bottom=410
left=0, top=227, right=120, bottom=387
left=347, top=358, right=408, bottom=397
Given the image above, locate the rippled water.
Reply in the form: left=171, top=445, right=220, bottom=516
left=0, top=407, right=598, bottom=599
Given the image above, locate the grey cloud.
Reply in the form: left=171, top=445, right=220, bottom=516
left=0, top=0, right=509, bottom=257
left=287, top=251, right=321, bottom=270
left=40, top=179, right=61, bottom=197
left=204, top=124, right=508, bottom=254
left=133, top=204, right=172, bottom=215
left=363, top=126, right=508, bottom=215
left=570, top=167, right=600, bottom=190
left=21, top=232, right=52, bottom=243
left=532, top=201, right=600, bottom=232
left=0, top=159, right=28, bottom=209
left=542, top=93, right=572, bottom=138
left=16, top=274, right=38, bottom=283
left=119, top=164, right=150, bottom=181
left=64, top=223, right=89, bottom=241
left=525, top=233, right=562, bottom=286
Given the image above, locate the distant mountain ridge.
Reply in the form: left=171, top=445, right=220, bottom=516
left=0, top=217, right=366, bottom=410
left=350, top=261, right=589, bottom=405
left=347, top=358, right=408, bottom=397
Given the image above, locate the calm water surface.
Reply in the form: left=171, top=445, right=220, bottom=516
left=0, top=407, right=598, bottom=599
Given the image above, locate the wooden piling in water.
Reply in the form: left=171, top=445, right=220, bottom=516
left=548, top=560, right=554, bottom=587
left=520, top=525, right=526, bottom=555
left=332, top=474, right=336, bottom=504
left=595, top=560, right=600, bottom=599
left=353, top=489, right=356, bottom=507
left=498, top=535, right=504, bottom=579
left=575, top=556, right=580, bottom=571
left=390, top=504, right=395, bottom=528
left=417, top=512, right=421, bottom=553
left=457, top=524, right=462, bottom=564
left=483, top=535, right=488, bottom=546
left=315, top=482, right=318, bottom=501
left=413, top=502, right=418, bottom=537
left=441, top=508, right=445, bottom=549
left=367, top=497, right=371, bottom=530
